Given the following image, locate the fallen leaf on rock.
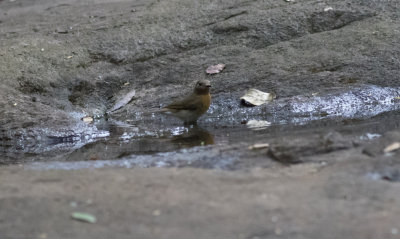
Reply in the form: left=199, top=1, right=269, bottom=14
left=246, top=120, right=271, bottom=130
left=383, top=142, right=400, bottom=153
left=108, top=89, right=136, bottom=113
left=67, top=55, right=73, bottom=59
left=82, top=116, right=93, bottom=123
left=152, top=209, right=161, bottom=216
left=71, top=212, right=97, bottom=223
left=57, top=28, right=69, bottom=34
left=248, top=143, right=270, bottom=150
left=241, top=89, right=276, bottom=106
left=38, top=233, right=47, bottom=239
left=206, top=64, right=225, bottom=74
left=89, top=154, right=99, bottom=160
left=324, top=6, right=333, bottom=12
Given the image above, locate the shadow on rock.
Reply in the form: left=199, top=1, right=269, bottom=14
left=268, top=131, right=353, bottom=165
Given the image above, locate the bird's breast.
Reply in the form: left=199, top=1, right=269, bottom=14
left=199, top=94, right=211, bottom=113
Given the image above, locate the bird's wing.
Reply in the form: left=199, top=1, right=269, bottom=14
left=164, top=95, right=201, bottom=111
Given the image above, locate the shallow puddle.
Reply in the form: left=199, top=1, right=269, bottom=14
left=11, top=109, right=400, bottom=170
left=1, top=85, right=400, bottom=169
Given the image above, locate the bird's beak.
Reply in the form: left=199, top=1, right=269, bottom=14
left=206, top=84, right=211, bottom=88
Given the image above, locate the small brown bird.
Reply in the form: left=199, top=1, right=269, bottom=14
left=160, top=79, right=211, bottom=124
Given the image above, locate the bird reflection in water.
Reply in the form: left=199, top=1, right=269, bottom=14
left=170, top=126, right=214, bottom=148
left=74, top=123, right=214, bottom=161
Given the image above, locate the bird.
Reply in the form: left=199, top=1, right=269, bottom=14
left=159, top=79, right=211, bottom=124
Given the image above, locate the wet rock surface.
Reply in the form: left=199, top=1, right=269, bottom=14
left=1, top=0, right=400, bottom=238
left=1, top=0, right=400, bottom=143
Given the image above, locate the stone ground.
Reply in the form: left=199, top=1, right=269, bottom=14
left=1, top=0, right=400, bottom=238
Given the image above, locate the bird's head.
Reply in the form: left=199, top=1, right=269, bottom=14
left=194, top=80, right=211, bottom=95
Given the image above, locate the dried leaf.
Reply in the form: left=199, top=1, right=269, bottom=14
left=38, top=233, right=47, bottom=239
left=241, top=89, right=276, bottom=106
left=67, top=55, right=73, bottom=59
left=57, top=28, right=69, bottom=34
left=248, top=143, right=270, bottom=150
left=108, top=89, right=136, bottom=113
left=89, top=154, right=99, bottom=160
left=152, top=209, right=161, bottom=216
left=71, top=212, right=97, bottom=223
left=383, top=142, right=400, bottom=153
left=324, top=6, right=333, bottom=12
left=246, top=120, right=271, bottom=130
left=82, top=116, right=93, bottom=123
left=206, top=64, right=225, bottom=74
